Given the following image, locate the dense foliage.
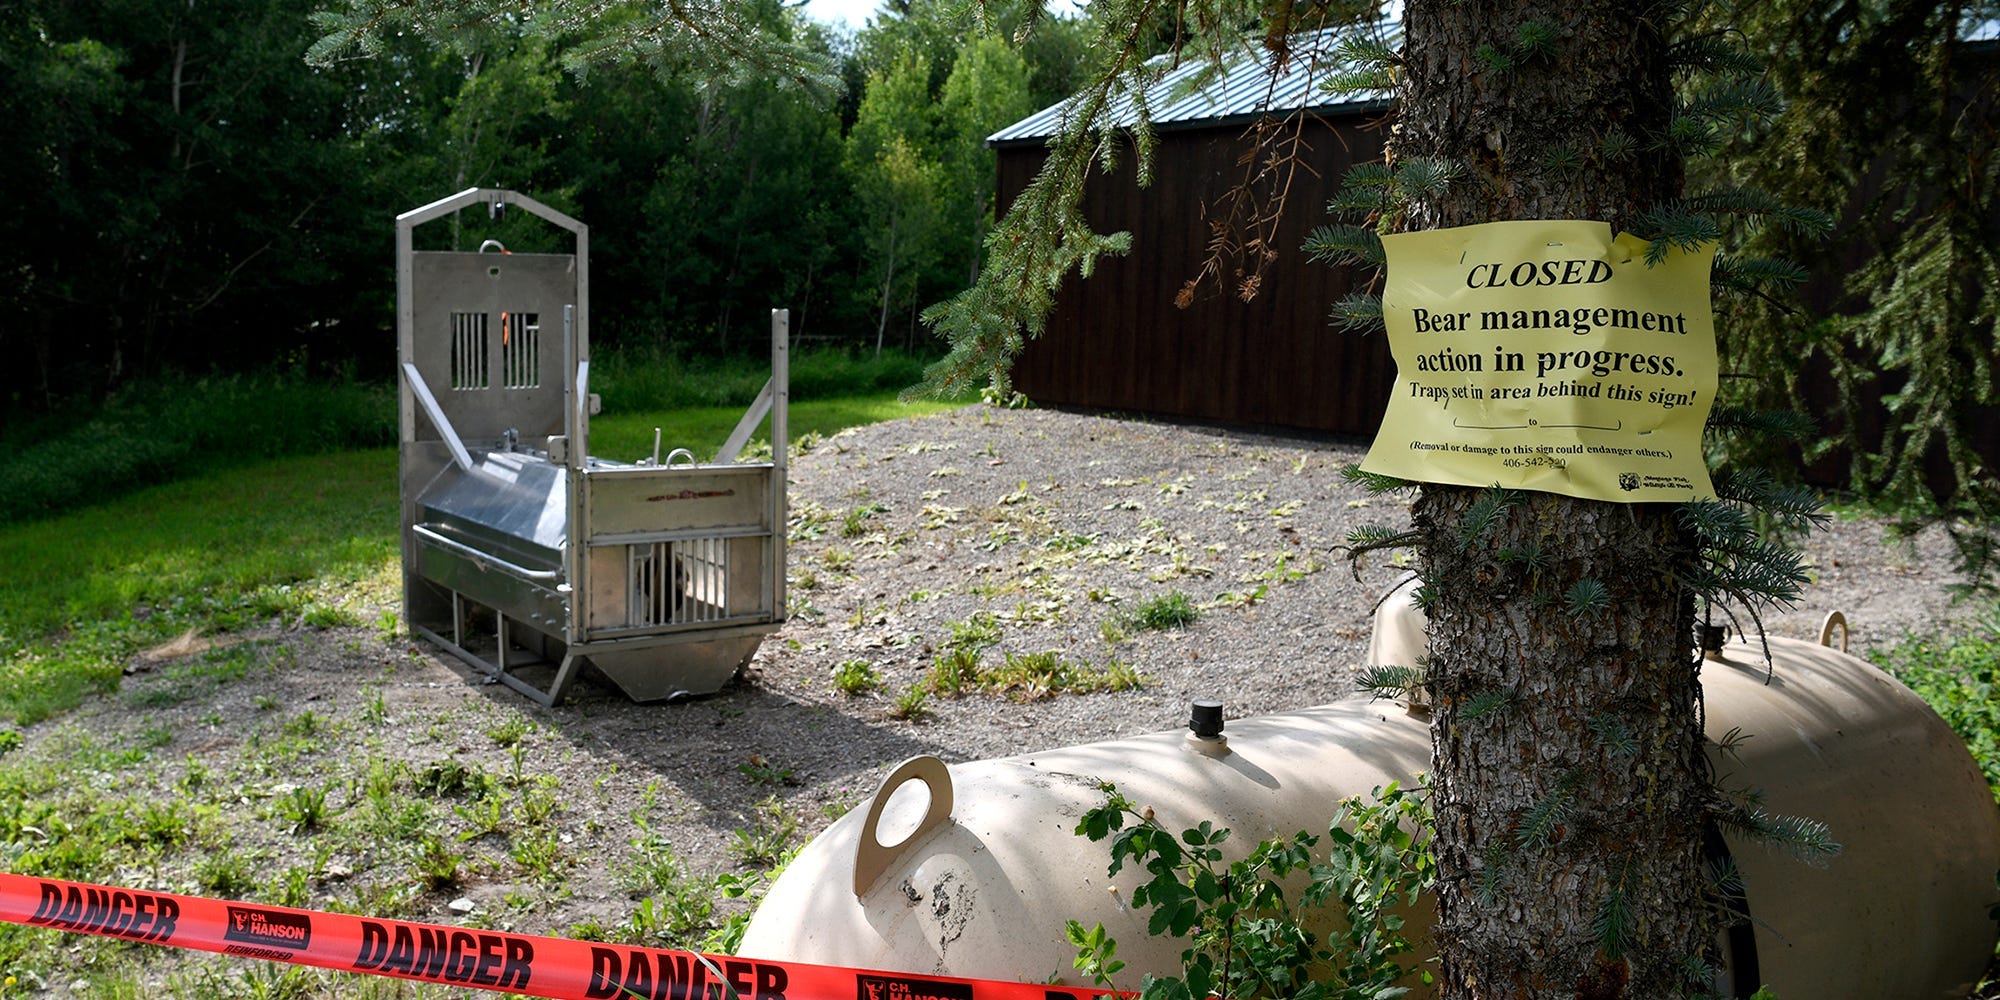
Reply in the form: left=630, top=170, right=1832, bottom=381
left=1874, top=607, right=2000, bottom=802
left=1, top=0, right=1080, bottom=415
left=1700, top=3, right=2000, bottom=588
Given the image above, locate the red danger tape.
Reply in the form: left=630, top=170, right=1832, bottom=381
left=0, top=874, right=1117, bottom=1000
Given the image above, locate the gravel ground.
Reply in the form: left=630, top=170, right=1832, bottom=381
left=10, top=403, right=1985, bottom=994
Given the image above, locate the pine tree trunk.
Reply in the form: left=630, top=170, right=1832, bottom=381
left=1396, top=2, right=1712, bottom=996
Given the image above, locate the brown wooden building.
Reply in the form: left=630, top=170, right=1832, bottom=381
left=989, top=35, right=1398, bottom=437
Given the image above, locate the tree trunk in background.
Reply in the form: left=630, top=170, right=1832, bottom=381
left=1397, top=2, right=1712, bottom=996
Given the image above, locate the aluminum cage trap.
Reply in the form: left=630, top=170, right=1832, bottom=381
left=396, top=188, right=787, bottom=705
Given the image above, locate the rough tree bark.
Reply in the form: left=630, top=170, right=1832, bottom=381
left=1396, top=2, right=1713, bottom=997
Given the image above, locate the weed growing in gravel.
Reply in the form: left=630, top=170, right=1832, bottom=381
left=509, top=817, right=569, bottom=882
left=739, top=755, right=797, bottom=787
left=788, top=592, right=824, bottom=620
left=414, top=757, right=493, bottom=799
left=273, top=783, right=334, bottom=833
left=789, top=498, right=833, bottom=542
left=947, top=611, right=1003, bottom=653
left=889, top=685, right=931, bottom=721
left=927, top=647, right=983, bottom=695
left=987, top=651, right=1145, bottom=700
left=840, top=503, right=886, bottom=538
left=832, top=658, right=882, bottom=696
left=728, top=798, right=800, bottom=868
left=1215, top=584, right=1270, bottom=609
left=1132, top=590, right=1199, bottom=630
left=454, top=795, right=510, bottom=840
left=484, top=716, right=533, bottom=747
left=1046, top=530, right=1096, bottom=553
left=412, top=834, right=462, bottom=890
left=929, top=646, right=1144, bottom=700
left=198, top=851, right=261, bottom=897
left=1104, top=658, right=1143, bottom=691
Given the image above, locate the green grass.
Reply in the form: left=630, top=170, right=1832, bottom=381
left=591, top=393, right=968, bottom=463
left=1872, top=610, right=2000, bottom=995
left=0, top=349, right=967, bottom=528
left=1131, top=590, right=1200, bottom=631
left=0, top=372, right=396, bottom=526
left=0, top=450, right=399, bottom=723
left=0, top=351, right=966, bottom=726
left=590, top=343, right=934, bottom=412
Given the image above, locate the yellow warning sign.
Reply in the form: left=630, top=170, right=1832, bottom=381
left=1359, top=219, right=1718, bottom=501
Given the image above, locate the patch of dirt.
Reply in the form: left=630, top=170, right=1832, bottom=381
left=9, top=404, right=1982, bottom=992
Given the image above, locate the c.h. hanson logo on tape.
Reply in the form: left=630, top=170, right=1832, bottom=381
left=224, top=906, right=312, bottom=950
left=220, top=905, right=314, bottom=963
left=857, top=974, right=974, bottom=1000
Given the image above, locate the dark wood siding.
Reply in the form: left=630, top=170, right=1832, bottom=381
left=997, top=111, right=1394, bottom=436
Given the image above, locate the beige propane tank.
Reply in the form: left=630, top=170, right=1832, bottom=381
left=741, top=628, right=2000, bottom=999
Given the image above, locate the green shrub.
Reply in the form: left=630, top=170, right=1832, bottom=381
left=591, top=343, right=933, bottom=412
left=1873, top=608, right=2000, bottom=802
left=1071, top=781, right=1436, bottom=999
left=0, top=372, right=394, bottom=526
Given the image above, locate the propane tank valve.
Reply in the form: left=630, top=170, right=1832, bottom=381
left=1186, top=700, right=1229, bottom=756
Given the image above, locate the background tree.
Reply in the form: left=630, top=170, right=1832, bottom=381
left=917, top=0, right=1832, bottom=994
left=0, top=0, right=383, bottom=404
left=939, top=35, right=1038, bottom=284
left=847, top=55, right=951, bottom=352
left=1704, top=0, right=2000, bottom=592
left=1388, top=3, right=1712, bottom=992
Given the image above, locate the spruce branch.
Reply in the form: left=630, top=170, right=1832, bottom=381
left=1563, top=578, right=1611, bottom=619
left=1717, top=804, right=1841, bottom=868
left=1301, top=223, right=1385, bottom=267
left=1476, top=840, right=1511, bottom=906
left=1340, top=463, right=1414, bottom=494
left=1588, top=713, right=1637, bottom=758
left=1514, top=771, right=1581, bottom=850
left=1592, top=855, right=1636, bottom=959
left=1631, top=206, right=1721, bottom=264
left=1460, top=688, right=1516, bottom=722
left=1454, top=486, right=1526, bottom=553
left=1598, top=127, right=1638, bottom=163
left=1712, top=253, right=1810, bottom=295
left=1669, top=34, right=1760, bottom=78
left=1356, top=664, right=1426, bottom=702
left=1704, top=405, right=1817, bottom=444
left=1328, top=292, right=1384, bottom=334
left=1679, top=187, right=1834, bottom=236
left=1340, top=524, right=1422, bottom=577
left=1680, top=78, right=1784, bottom=124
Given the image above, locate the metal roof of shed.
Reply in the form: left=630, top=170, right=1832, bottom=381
left=988, top=21, right=1398, bottom=146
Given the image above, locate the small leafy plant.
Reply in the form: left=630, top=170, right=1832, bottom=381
left=833, top=658, right=883, bottom=696
left=739, top=755, right=797, bottom=787
left=1131, top=591, right=1199, bottom=631
left=1069, top=780, right=1436, bottom=1000
left=888, top=685, right=931, bottom=721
